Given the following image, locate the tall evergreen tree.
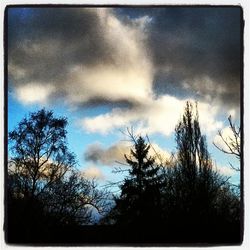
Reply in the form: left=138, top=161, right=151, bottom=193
left=111, top=136, right=162, bottom=226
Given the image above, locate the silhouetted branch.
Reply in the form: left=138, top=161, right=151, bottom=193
left=146, top=134, right=165, bottom=166
left=213, top=115, right=240, bottom=171
left=112, top=166, right=130, bottom=174
left=114, top=161, right=130, bottom=167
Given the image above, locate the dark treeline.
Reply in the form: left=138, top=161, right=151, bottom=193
left=6, top=102, right=242, bottom=245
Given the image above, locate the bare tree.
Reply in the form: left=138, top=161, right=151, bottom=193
left=8, top=109, right=110, bottom=226
left=213, top=115, right=241, bottom=171
left=8, top=109, right=76, bottom=199
left=41, top=170, right=110, bottom=225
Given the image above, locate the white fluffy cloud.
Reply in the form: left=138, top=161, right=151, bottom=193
left=82, top=166, right=105, bottom=180
left=82, top=95, right=223, bottom=137
left=15, top=83, right=55, bottom=105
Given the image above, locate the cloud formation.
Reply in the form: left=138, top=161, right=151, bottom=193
left=82, top=95, right=223, bottom=136
left=83, top=141, right=235, bottom=179
left=8, top=7, right=241, bottom=137
left=84, top=141, right=130, bottom=166
left=140, top=7, right=241, bottom=107
left=9, top=7, right=241, bottom=108
left=84, top=140, right=171, bottom=167
left=8, top=8, right=153, bottom=107
left=82, top=166, right=105, bottom=180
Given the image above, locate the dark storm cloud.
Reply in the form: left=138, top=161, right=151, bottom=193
left=8, top=7, right=242, bottom=109
left=117, top=7, right=242, bottom=107
left=76, top=97, right=133, bottom=109
left=151, top=7, right=241, bottom=106
left=8, top=8, right=112, bottom=83
left=8, top=7, right=153, bottom=106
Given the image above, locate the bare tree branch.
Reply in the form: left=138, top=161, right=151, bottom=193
left=213, top=115, right=241, bottom=171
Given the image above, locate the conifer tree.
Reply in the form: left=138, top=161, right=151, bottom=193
left=112, top=136, right=162, bottom=226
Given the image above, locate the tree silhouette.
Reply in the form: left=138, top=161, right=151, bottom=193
left=7, top=107, right=241, bottom=244
left=8, top=109, right=76, bottom=199
left=161, top=101, right=240, bottom=237
left=213, top=115, right=241, bottom=171
left=38, top=169, right=109, bottom=227
left=7, top=109, right=109, bottom=242
left=109, top=135, right=162, bottom=226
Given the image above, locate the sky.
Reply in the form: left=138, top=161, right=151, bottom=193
left=7, top=6, right=242, bottom=188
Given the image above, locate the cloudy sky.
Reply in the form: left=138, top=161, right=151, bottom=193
left=7, top=6, right=242, bottom=187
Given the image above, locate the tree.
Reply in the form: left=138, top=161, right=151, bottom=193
left=213, top=115, right=241, bottom=171
left=161, top=102, right=240, bottom=235
left=8, top=109, right=76, bottom=199
left=7, top=109, right=110, bottom=238
left=40, top=170, right=110, bottom=226
left=174, top=102, right=220, bottom=201
left=110, top=135, right=162, bottom=226
left=100, top=103, right=240, bottom=243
